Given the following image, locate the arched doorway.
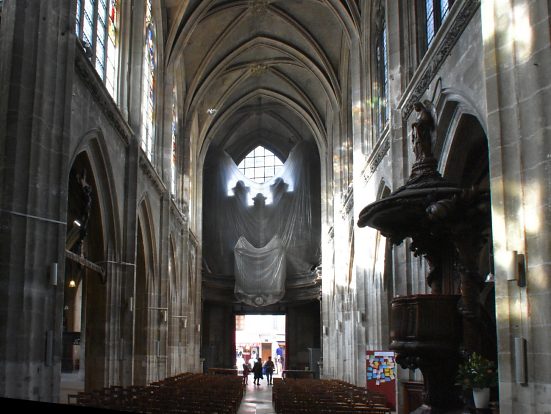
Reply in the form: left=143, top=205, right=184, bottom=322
left=134, top=201, right=160, bottom=385
left=440, top=107, right=497, bottom=362
left=62, top=152, right=108, bottom=396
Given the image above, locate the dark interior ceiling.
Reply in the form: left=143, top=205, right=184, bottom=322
left=164, top=0, right=361, bottom=162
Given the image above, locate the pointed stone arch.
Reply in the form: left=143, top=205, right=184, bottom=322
left=435, top=94, right=489, bottom=189
left=167, top=236, right=181, bottom=376
left=431, top=94, right=496, bottom=360
left=135, top=196, right=159, bottom=385
left=63, top=128, right=120, bottom=394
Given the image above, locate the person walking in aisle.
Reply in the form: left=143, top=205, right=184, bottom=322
left=253, top=358, right=263, bottom=385
left=263, top=356, right=275, bottom=385
left=242, top=361, right=251, bottom=385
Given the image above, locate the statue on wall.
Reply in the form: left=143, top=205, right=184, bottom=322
left=75, top=169, right=92, bottom=255
left=402, top=100, right=442, bottom=187
left=411, top=101, right=434, bottom=162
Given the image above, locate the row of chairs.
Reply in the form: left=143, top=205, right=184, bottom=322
left=272, top=378, right=391, bottom=414
left=69, top=372, right=244, bottom=413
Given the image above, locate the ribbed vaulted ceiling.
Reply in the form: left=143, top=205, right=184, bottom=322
left=165, top=0, right=360, bottom=162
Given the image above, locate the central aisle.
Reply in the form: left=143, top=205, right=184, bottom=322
left=237, top=380, right=276, bottom=414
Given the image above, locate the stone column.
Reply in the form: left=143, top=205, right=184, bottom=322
left=118, top=0, right=146, bottom=387
left=158, top=193, right=170, bottom=379
left=0, top=0, right=75, bottom=402
left=481, top=1, right=551, bottom=412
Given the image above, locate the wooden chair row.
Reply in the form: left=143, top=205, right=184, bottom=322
left=272, top=378, right=390, bottom=414
left=70, top=372, right=244, bottom=413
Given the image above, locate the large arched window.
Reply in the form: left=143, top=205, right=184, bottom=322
left=171, top=94, right=177, bottom=196
left=375, top=15, right=389, bottom=133
left=237, top=146, right=284, bottom=183
left=418, top=0, right=454, bottom=55
left=141, top=0, right=156, bottom=160
left=75, top=0, right=120, bottom=99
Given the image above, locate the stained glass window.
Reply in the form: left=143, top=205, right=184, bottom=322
left=440, top=0, right=451, bottom=20
left=426, top=0, right=436, bottom=45
left=75, top=0, right=119, bottom=99
left=171, top=96, right=177, bottom=196
left=425, top=0, right=454, bottom=47
left=376, top=21, right=389, bottom=132
left=238, top=146, right=284, bottom=183
left=141, top=0, right=156, bottom=160
left=105, top=1, right=118, bottom=95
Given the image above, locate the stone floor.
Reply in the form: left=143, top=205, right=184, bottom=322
left=60, top=371, right=84, bottom=404
left=237, top=378, right=276, bottom=414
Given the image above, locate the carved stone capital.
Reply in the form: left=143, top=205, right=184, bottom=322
left=249, top=63, right=269, bottom=76
left=249, top=0, right=273, bottom=14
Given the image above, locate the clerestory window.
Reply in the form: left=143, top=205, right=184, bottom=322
left=426, top=0, right=453, bottom=45
left=419, top=0, right=454, bottom=55
left=141, top=0, right=156, bottom=160
left=75, top=0, right=119, bottom=100
left=171, top=94, right=177, bottom=196
left=238, top=146, right=284, bottom=183
left=376, top=19, right=389, bottom=133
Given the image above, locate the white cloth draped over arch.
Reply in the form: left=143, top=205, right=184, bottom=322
left=202, top=141, right=321, bottom=307
left=234, top=235, right=286, bottom=307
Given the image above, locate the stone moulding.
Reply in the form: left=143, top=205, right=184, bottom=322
left=169, top=200, right=188, bottom=226
left=400, top=0, right=481, bottom=119
left=361, top=134, right=390, bottom=184
left=139, top=154, right=166, bottom=195
left=340, top=186, right=354, bottom=219
left=74, top=39, right=133, bottom=143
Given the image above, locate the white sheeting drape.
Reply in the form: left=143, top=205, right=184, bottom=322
left=234, top=235, right=286, bottom=307
left=203, top=141, right=321, bottom=306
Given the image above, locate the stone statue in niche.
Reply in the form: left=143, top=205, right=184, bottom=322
left=74, top=169, right=92, bottom=255
left=411, top=101, right=435, bottom=162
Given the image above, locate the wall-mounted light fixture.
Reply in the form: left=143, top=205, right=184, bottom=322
left=49, top=263, right=58, bottom=286
left=172, top=315, right=188, bottom=328
left=149, top=307, right=169, bottom=322
left=73, top=219, right=82, bottom=227
left=45, top=330, right=53, bottom=367
left=507, top=250, right=526, bottom=287
left=68, top=279, right=76, bottom=288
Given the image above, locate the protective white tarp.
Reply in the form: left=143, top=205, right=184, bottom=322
left=202, top=141, right=321, bottom=306
left=234, top=235, right=285, bottom=307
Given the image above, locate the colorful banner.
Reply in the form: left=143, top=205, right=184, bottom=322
left=366, top=350, right=396, bottom=410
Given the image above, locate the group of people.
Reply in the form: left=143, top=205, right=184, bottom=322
left=242, top=356, right=275, bottom=385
